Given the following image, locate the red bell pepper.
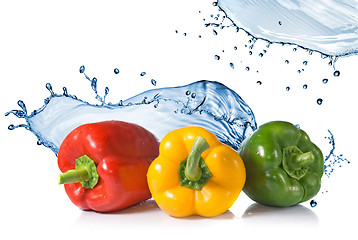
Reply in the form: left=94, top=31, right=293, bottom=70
left=57, top=120, right=159, bottom=212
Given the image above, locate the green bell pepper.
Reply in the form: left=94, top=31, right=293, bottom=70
left=238, top=121, right=324, bottom=207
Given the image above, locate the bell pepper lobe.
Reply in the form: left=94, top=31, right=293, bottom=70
left=57, top=120, right=159, bottom=212
left=238, top=121, right=324, bottom=207
left=147, top=126, right=246, bottom=217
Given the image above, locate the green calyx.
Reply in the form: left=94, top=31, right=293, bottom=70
left=58, top=155, right=99, bottom=189
left=179, top=136, right=213, bottom=190
left=282, top=146, right=315, bottom=180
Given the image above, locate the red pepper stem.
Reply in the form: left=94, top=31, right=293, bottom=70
left=185, top=136, right=210, bottom=182
left=58, top=155, right=99, bottom=189
left=58, top=166, right=90, bottom=185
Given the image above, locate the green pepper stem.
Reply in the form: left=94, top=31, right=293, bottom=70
left=288, top=151, right=315, bottom=170
left=185, top=136, right=210, bottom=182
left=58, top=166, right=90, bottom=185
left=58, top=155, right=99, bottom=189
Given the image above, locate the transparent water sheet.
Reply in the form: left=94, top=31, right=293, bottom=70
left=218, top=0, right=358, bottom=56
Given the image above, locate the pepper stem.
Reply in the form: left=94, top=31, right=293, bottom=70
left=58, top=166, right=90, bottom=184
left=282, top=146, right=315, bottom=180
left=58, top=155, right=99, bottom=189
left=184, top=136, right=210, bottom=182
left=288, top=151, right=315, bottom=170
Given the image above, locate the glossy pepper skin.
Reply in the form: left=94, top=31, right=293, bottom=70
left=147, top=126, right=246, bottom=217
left=57, top=120, right=159, bottom=212
left=238, top=121, right=324, bottom=207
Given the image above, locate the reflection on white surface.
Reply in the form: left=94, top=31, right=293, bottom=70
left=72, top=198, right=318, bottom=228
left=73, top=199, right=236, bottom=226
left=242, top=203, right=319, bottom=227
left=73, top=200, right=162, bottom=229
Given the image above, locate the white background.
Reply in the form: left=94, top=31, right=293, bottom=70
left=1, top=0, right=357, bottom=239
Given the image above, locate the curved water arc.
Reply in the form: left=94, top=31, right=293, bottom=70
left=6, top=80, right=257, bottom=155
left=217, top=0, right=358, bottom=57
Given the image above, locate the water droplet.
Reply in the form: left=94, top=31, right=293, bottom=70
left=258, top=53, right=263, bottom=57
left=322, top=78, right=328, bottom=84
left=245, top=67, right=250, bottom=71
left=297, top=70, right=301, bottom=74
left=104, top=87, right=109, bottom=96
left=79, top=65, right=85, bottom=73
left=248, top=51, right=252, bottom=55
left=213, top=29, right=218, bottom=35
left=114, top=68, right=120, bottom=74
left=151, top=79, right=157, bottom=86
left=175, top=30, right=178, bottom=34
left=303, top=84, right=308, bottom=89
left=91, top=78, right=97, bottom=92
left=285, top=60, right=289, bottom=64
left=8, top=124, right=15, bottom=130
left=63, top=87, right=68, bottom=96
left=183, top=33, right=187, bottom=36
left=333, top=70, right=340, bottom=77
left=140, top=72, right=146, bottom=76
left=234, top=46, right=238, bottom=50
left=303, top=61, right=308, bottom=65
left=317, top=98, right=323, bottom=105
left=212, top=2, right=218, bottom=6
left=214, top=55, right=220, bottom=60
left=286, top=86, right=290, bottom=91
left=186, top=90, right=191, bottom=96
left=17, top=100, right=26, bottom=112
left=191, top=93, right=196, bottom=98
left=310, top=200, right=317, bottom=208
left=257, top=81, right=262, bottom=85
left=229, top=63, right=235, bottom=69
left=293, top=48, right=297, bottom=52
left=46, top=83, right=54, bottom=96
left=278, top=21, right=282, bottom=25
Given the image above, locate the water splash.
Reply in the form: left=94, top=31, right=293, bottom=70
left=324, top=130, right=350, bottom=177
left=190, top=2, right=347, bottom=106
left=5, top=72, right=257, bottom=156
left=310, top=199, right=318, bottom=208
left=79, top=65, right=109, bottom=104
left=218, top=0, right=358, bottom=57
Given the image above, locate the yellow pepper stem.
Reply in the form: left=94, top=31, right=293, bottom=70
left=185, top=136, right=210, bottom=182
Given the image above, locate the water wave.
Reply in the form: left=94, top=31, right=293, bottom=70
left=218, top=0, right=358, bottom=56
left=6, top=80, right=257, bottom=155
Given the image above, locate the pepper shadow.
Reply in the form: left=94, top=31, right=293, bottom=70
left=177, top=210, right=236, bottom=220
left=73, top=199, right=162, bottom=230
left=95, top=199, right=160, bottom=215
left=241, top=203, right=319, bottom=227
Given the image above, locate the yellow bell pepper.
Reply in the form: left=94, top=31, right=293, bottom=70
left=147, top=126, right=246, bottom=217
